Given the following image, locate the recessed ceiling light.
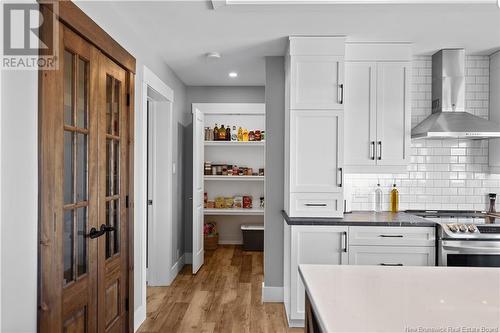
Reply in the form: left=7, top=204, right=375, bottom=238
left=206, top=52, right=221, bottom=59
left=229, top=72, right=238, bottom=78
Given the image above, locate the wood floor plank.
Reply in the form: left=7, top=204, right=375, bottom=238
left=137, top=246, right=298, bottom=333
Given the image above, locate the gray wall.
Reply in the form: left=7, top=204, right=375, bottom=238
left=264, top=57, right=285, bottom=288
left=183, top=86, right=265, bottom=252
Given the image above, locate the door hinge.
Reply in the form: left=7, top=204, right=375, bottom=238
left=125, top=298, right=129, bottom=312
left=126, top=93, right=130, bottom=106
left=126, top=195, right=129, bottom=208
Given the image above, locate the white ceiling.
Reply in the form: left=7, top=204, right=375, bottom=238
left=76, top=1, right=500, bottom=86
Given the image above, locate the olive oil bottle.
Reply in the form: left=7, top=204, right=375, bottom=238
left=390, top=183, right=399, bottom=213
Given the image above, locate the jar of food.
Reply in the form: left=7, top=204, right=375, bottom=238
left=222, top=165, right=228, bottom=176
left=211, top=165, right=217, bottom=175
left=216, top=165, right=223, bottom=175
left=260, top=197, right=264, bottom=208
left=247, top=168, right=253, bottom=176
left=207, top=201, right=215, bottom=209
left=261, top=131, right=265, bottom=141
left=215, top=196, right=225, bottom=209
left=248, top=131, right=255, bottom=141
left=255, top=130, right=261, bottom=141
left=204, top=162, right=212, bottom=175
left=232, top=165, right=238, bottom=175
left=259, top=168, right=264, bottom=176
left=233, top=196, right=243, bottom=208
left=243, top=196, right=253, bottom=209
left=225, top=197, right=234, bottom=209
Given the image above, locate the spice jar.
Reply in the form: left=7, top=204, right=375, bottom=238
left=204, top=162, right=212, bottom=175
left=260, top=197, right=264, bottom=208
left=261, top=131, right=265, bottom=141
left=249, top=131, right=255, bottom=141
left=255, top=130, right=261, bottom=141
left=259, top=168, right=264, bottom=176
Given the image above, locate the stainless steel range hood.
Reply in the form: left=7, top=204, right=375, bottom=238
left=411, top=49, right=500, bottom=139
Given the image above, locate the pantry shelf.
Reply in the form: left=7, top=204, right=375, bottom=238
left=204, top=208, right=265, bottom=216
left=204, top=175, right=264, bottom=181
left=204, top=141, right=265, bottom=147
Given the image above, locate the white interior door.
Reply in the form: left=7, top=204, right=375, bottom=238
left=192, top=107, right=205, bottom=274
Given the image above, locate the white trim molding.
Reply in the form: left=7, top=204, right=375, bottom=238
left=262, top=283, right=284, bottom=303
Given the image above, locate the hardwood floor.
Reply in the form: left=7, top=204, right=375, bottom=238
left=138, top=245, right=302, bottom=333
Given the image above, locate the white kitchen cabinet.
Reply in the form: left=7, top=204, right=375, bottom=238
left=291, top=56, right=344, bottom=110
left=349, top=246, right=435, bottom=266
left=489, top=51, right=500, bottom=173
left=344, top=44, right=411, bottom=173
left=290, top=110, right=344, bottom=193
left=376, top=62, right=411, bottom=166
left=284, top=225, right=348, bottom=326
left=344, top=62, right=377, bottom=166
left=285, top=36, right=346, bottom=218
left=348, top=226, right=436, bottom=247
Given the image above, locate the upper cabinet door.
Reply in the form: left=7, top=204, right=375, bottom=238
left=290, top=110, right=344, bottom=193
left=291, top=56, right=344, bottom=110
left=376, top=62, right=411, bottom=166
left=344, top=62, right=377, bottom=167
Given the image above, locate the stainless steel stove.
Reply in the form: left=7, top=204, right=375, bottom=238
left=406, top=210, right=500, bottom=267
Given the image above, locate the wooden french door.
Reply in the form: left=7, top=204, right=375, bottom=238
left=39, top=22, right=131, bottom=333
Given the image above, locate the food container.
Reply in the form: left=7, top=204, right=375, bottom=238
left=215, top=196, right=225, bottom=209
left=247, top=168, right=253, bottom=176
left=249, top=131, right=255, bottom=141
left=204, top=162, right=212, bottom=175
left=211, top=166, right=217, bottom=175
left=232, top=165, right=239, bottom=175
left=207, top=201, right=215, bottom=209
left=259, top=168, right=264, bottom=176
left=225, top=197, right=234, bottom=208
left=222, top=165, right=228, bottom=176
left=216, top=165, right=223, bottom=175
left=260, top=196, right=265, bottom=208
left=243, top=196, right=253, bottom=209
left=234, top=196, right=243, bottom=208
left=261, top=131, right=265, bottom=141
left=255, top=130, right=261, bottom=141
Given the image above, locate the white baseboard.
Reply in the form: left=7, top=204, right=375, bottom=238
left=218, top=240, right=243, bottom=245
left=261, top=283, right=284, bottom=303
left=168, top=254, right=185, bottom=284
left=288, top=318, right=305, bottom=328
left=134, top=305, right=146, bottom=332
left=185, top=252, right=192, bottom=264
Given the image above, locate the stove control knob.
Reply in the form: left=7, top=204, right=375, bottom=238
left=458, top=224, right=468, bottom=233
left=448, top=224, right=458, bottom=233
left=467, top=224, right=478, bottom=233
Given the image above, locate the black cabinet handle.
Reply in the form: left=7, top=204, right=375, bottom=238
left=379, top=235, right=404, bottom=238
left=378, top=141, right=382, bottom=160
left=342, top=231, right=348, bottom=252
left=380, top=263, right=403, bottom=266
left=370, top=141, right=375, bottom=160
left=339, top=84, right=344, bottom=104
left=305, top=203, right=327, bottom=207
left=338, top=167, right=343, bottom=187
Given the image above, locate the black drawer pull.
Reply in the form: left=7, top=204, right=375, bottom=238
left=379, top=235, right=404, bottom=238
left=380, top=263, right=403, bottom=266
left=304, top=203, right=327, bottom=207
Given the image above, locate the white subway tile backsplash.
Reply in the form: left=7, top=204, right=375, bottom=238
left=346, top=55, right=500, bottom=212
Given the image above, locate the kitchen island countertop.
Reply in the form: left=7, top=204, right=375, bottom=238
left=299, top=264, right=500, bottom=333
left=282, top=210, right=436, bottom=227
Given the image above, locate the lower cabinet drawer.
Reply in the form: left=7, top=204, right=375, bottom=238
left=349, top=226, right=436, bottom=247
left=289, top=192, right=344, bottom=218
left=348, top=245, right=436, bottom=266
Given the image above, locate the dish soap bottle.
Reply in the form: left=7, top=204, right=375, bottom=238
left=374, top=183, right=383, bottom=212
left=390, top=183, right=399, bottom=213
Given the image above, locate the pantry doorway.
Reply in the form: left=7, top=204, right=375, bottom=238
left=143, top=67, right=174, bottom=288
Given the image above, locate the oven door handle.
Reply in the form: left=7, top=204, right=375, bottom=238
left=442, top=244, right=500, bottom=253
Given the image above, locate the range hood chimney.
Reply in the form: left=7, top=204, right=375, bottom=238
left=411, top=49, right=500, bottom=139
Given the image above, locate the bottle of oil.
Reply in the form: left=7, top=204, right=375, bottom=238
left=242, top=128, right=249, bottom=141
left=213, top=124, right=219, bottom=141
left=390, top=183, right=399, bottom=213
left=225, top=125, right=231, bottom=141
left=219, top=125, right=226, bottom=140
left=237, top=127, right=243, bottom=141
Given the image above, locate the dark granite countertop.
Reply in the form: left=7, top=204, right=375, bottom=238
left=282, top=210, right=437, bottom=227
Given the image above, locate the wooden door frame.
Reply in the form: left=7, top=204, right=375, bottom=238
left=38, top=1, right=135, bottom=332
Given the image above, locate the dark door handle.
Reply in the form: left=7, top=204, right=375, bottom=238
left=378, top=141, right=382, bottom=160
left=101, top=224, right=115, bottom=233
left=86, top=226, right=106, bottom=239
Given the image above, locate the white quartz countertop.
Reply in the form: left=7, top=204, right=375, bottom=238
left=299, top=264, right=500, bottom=333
